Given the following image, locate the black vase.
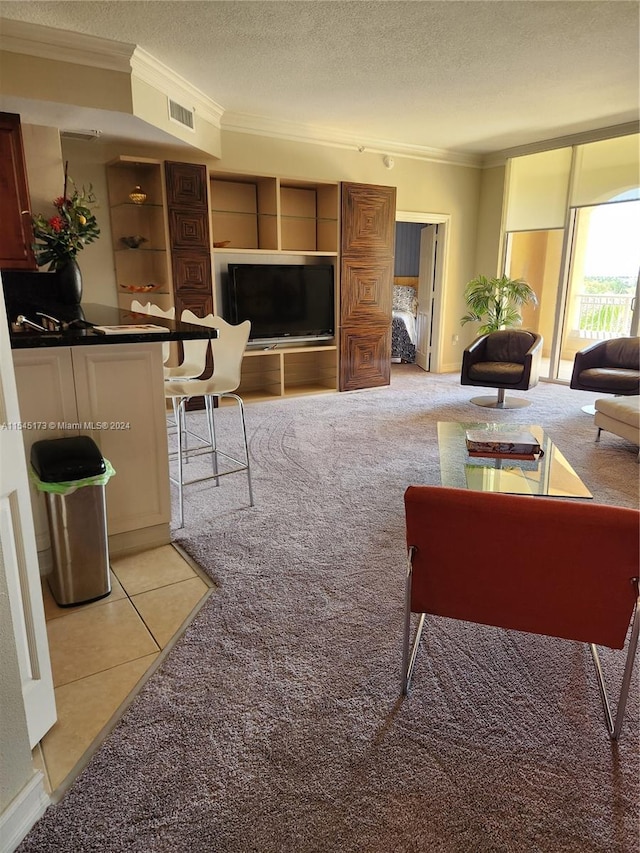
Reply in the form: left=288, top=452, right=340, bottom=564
left=56, top=259, right=83, bottom=305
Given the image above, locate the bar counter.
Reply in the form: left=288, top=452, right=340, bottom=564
left=9, top=301, right=215, bottom=349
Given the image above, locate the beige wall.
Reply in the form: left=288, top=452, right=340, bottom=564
left=131, top=76, right=222, bottom=159
left=507, top=230, right=564, bottom=358
left=21, top=125, right=65, bottom=216
left=1, top=51, right=133, bottom=112
left=474, top=164, right=506, bottom=279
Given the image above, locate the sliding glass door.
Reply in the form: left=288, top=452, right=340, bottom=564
left=505, top=196, right=640, bottom=382
left=558, top=199, right=640, bottom=379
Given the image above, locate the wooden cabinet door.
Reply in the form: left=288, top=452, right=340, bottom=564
left=164, top=162, right=213, bottom=409
left=0, top=112, right=36, bottom=270
left=340, top=182, right=396, bottom=391
left=72, top=343, right=171, bottom=536
left=165, top=161, right=209, bottom=207
left=171, top=251, right=213, bottom=318
left=164, top=162, right=212, bottom=312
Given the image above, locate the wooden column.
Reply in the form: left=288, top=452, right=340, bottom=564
left=164, top=161, right=213, bottom=319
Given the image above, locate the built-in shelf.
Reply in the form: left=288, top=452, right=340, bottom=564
left=209, top=173, right=338, bottom=254
left=238, top=344, right=338, bottom=400
left=106, top=157, right=174, bottom=314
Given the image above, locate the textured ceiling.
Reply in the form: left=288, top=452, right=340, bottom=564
left=1, top=0, right=638, bottom=156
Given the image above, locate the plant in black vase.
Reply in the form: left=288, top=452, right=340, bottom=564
left=27, top=163, right=100, bottom=303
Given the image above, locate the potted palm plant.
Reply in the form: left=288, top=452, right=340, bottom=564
left=461, top=274, right=538, bottom=335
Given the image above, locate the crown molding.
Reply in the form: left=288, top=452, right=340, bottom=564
left=482, top=121, right=640, bottom=167
left=221, top=111, right=483, bottom=169
left=130, top=47, right=224, bottom=128
left=0, top=18, right=134, bottom=72
left=0, top=19, right=224, bottom=128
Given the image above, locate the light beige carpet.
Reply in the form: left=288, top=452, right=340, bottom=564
left=19, top=368, right=639, bottom=853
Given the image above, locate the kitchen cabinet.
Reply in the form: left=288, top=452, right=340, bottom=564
left=0, top=112, right=37, bottom=270
left=13, top=342, right=171, bottom=567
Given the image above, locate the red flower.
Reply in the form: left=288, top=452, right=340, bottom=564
left=48, top=216, right=64, bottom=232
left=53, top=196, right=71, bottom=209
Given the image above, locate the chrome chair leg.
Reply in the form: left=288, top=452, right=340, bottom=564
left=174, top=397, right=185, bottom=528
left=181, top=399, right=190, bottom=465
left=402, top=546, right=425, bottom=695
left=205, top=395, right=220, bottom=485
left=233, top=393, right=254, bottom=506
left=590, top=581, right=639, bottom=740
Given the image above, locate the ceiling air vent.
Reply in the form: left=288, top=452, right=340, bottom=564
left=168, top=99, right=195, bottom=131
left=61, top=129, right=102, bottom=142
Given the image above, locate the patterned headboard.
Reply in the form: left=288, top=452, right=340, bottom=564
left=393, top=285, right=418, bottom=315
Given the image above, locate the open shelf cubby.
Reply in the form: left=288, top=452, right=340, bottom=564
left=238, top=345, right=338, bottom=401
left=210, top=173, right=338, bottom=254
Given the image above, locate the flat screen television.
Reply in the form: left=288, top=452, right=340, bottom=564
left=225, top=263, right=335, bottom=345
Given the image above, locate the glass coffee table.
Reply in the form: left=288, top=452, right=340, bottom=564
left=437, top=422, right=593, bottom=499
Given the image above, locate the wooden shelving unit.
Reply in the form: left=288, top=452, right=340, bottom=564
left=209, top=171, right=340, bottom=399
left=104, top=162, right=391, bottom=399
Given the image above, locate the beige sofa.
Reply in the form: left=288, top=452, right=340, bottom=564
left=594, top=396, right=640, bottom=450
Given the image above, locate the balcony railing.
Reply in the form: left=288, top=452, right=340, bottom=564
left=575, top=294, right=634, bottom=338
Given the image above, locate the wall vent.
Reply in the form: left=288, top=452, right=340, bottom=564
left=168, top=99, right=195, bottom=131
left=61, top=129, right=102, bottom=142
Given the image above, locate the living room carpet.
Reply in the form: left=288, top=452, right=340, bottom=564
left=19, top=368, right=639, bottom=853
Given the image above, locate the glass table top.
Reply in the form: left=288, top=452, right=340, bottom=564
left=437, top=422, right=593, bottom=499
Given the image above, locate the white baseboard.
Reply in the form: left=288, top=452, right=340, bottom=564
left=0, top=771, right=49, bottom=853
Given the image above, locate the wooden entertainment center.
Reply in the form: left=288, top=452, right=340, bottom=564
left=106, top=157, right=396, bottom=397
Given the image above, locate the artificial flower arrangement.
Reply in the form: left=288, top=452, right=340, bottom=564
left=28, top=168, right=100, bottom=270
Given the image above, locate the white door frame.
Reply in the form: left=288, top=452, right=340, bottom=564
left=0, top=279, right=56, bottom=748
left=395, top=211, right=450, bottom=373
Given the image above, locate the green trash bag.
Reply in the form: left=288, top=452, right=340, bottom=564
left=29, top=458, right=116, bottom=495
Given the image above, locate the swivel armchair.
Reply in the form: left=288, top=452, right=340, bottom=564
left=570, top=336, right=640, bottom=396
left=461, top=329, right=543, bottom=408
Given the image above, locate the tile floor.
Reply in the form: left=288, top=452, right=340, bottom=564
left=32, top=544, right=213, bottom=797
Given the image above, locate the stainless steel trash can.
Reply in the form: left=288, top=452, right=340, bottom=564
left=30, top=436, right=113, bottom=607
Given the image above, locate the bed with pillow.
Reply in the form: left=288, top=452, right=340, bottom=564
left=392, top=285, right=418, bottom=363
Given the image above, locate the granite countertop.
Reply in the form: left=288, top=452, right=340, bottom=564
left=9, top=302, right=217, bottom=349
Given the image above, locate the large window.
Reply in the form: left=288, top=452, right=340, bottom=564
left=503, top=135, right=639, bottom=382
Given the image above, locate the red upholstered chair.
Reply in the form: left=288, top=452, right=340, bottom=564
left=402, top=486, right=640, bottom=740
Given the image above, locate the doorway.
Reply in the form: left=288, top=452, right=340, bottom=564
left=394, top=212, right=449, bottom=373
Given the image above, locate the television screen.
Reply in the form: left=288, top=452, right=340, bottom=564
left=225, top=264, right=335, bottom=342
